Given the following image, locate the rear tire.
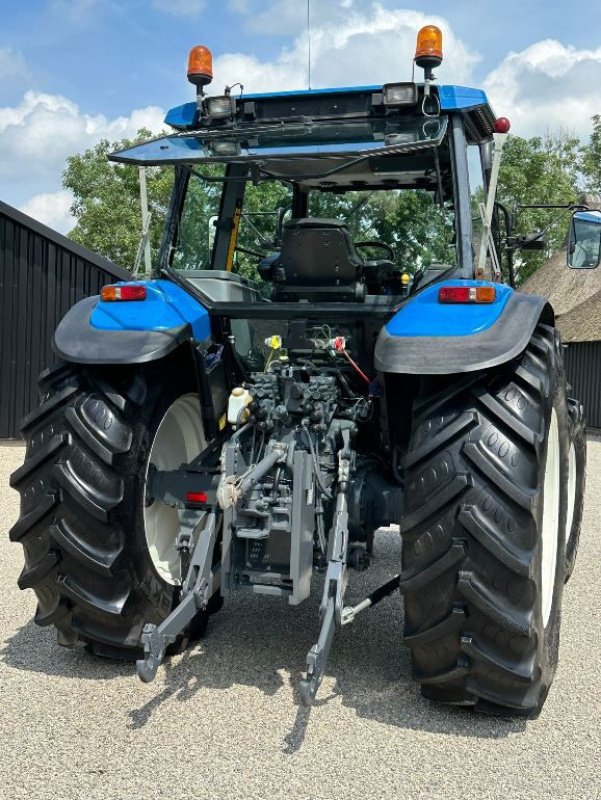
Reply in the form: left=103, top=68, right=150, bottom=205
left=10, top=359, right=219, bottom=658
left=399, top=324, right=569, bottom=716
left=564, top=398, right=586, bottom=582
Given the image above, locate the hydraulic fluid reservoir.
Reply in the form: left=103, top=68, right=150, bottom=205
left=228, top=386, right=253, bottom=426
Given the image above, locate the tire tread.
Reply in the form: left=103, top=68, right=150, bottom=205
left=399, top=323, right=567, bottom=715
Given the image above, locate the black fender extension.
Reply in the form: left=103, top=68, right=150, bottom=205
left=53, top=296, right=193, bottom=365
left=374, top=292, right=554, bottom=375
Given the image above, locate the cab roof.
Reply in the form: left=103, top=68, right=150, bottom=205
left=109, top=83, right=495, bottom=176
left=163, top=83, right=494, bottom=134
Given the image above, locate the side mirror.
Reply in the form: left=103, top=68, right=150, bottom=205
left=568, top=210, right=601, bottom=269
left=274, top=207, right=287, bottom=248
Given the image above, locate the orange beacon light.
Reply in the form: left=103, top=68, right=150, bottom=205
left=415, top=25, right=443, bottom=79
left=187, top=45, right=213, bottom=90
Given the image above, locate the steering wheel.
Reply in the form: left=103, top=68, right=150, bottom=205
left=354, top=240, right=395, bottom=262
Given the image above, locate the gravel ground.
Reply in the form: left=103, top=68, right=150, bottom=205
left=1, top=438, right=600, bottom=800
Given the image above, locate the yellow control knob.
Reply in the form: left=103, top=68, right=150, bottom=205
left=264, top=335, right=282, bottom=350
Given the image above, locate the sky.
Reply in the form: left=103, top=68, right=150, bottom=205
left=2, top=0, right=601, bottom=234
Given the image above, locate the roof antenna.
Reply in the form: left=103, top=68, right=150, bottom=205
left=307, top=0, right=312, bottom=90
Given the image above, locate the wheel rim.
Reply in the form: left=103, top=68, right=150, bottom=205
left=143, top=393, right=206, bottom=584
left=565, top=442, right=577, bottom=554
left=541, top=408, right=560, bottom=627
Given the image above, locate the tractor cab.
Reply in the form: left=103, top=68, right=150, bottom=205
left=110, top=36, right=509, bottom=379
left=111, top=33, right=504, bottom=310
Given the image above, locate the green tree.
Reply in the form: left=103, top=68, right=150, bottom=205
left=171, top=171, right=292, bottom=284
left=171, top=166, right=225, bottom=272
left=310, top=189, right=454, bottom=271
left=497, top=131, right=581, bottom=283
left=582, top=114, right=601, bottom=194
left=63, top=129, right=173, bottom=270
left=235, top=179, right=291, bottom=281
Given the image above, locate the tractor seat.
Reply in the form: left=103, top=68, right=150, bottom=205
left=259, top=218, right=366, bottom=302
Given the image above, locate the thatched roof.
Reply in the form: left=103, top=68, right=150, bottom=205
left=520, top=248, right=601, bottom=315
left=520, top=248, right=601, bottom=343
left=518, top=194, right=601, bottom=343
left=554, top=290, right=601, bottom=342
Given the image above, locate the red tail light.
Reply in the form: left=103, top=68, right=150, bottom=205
left=438, top=286, right=496, bottom=304
left=186, top=491, right=208, bottom=504
left=101, top=285, right=147, bottom=302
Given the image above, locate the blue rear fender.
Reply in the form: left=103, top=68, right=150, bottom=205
left=89, top=280, right=210, bottom=339
left=53, top=279, right=211, bottom=365
left=385, top=280, right=513, bottom=338
left=375, top=279, right=553, bottom=375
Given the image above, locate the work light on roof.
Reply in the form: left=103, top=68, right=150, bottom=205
left=383, top=82, right=418, bottom=107
left=209, top=140, right=242, bottom=157
left=206, top=94, right=236, bottom=121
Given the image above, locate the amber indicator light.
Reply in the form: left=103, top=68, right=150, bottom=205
left=438, top=286, right=496, bottom=304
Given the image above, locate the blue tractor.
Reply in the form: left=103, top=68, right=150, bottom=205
left=10, top=27, right=587, bottom=716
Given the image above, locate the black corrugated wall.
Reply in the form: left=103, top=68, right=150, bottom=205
left=0, top=201, right=131, bottom=438
left=564, top=341, right=601, bottom=430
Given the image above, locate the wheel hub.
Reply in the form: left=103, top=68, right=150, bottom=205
left=143, top=393, right=206, bottom=584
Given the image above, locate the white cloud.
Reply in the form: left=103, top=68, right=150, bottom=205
left=0, top=91, right=164, bottom=176
left=152, top=0, right=205, bottom=17
left=0, top=47, right=28, bottom=81
left=212, top=4, right=478, bottom=93
left=0, top=91, right=165, bottom=228
left=483, top=39, right=601, bottom=137
left=19, top=190, right=75, bottom=234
